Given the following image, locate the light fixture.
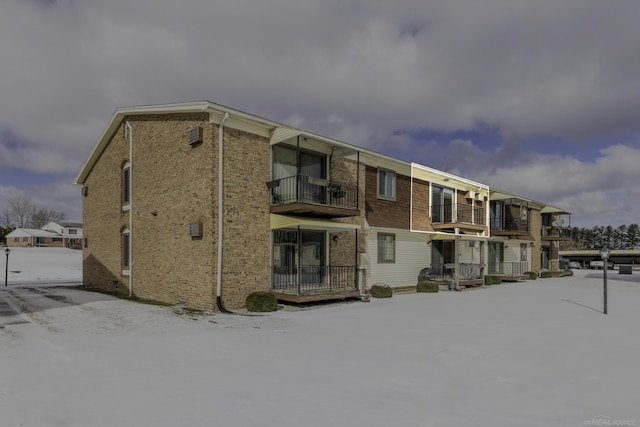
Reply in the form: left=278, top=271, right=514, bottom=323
left=332, top=235, right=339, bottom=242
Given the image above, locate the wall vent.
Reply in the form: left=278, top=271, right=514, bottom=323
left=188, top=127, right=203, bottom=145
left=81, top=186, right=88, bottom=196
left=188, top=222, right=202, bottom=237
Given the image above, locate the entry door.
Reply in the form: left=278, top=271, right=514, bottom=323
left=432, top=241, right=454, bottom=276
left=488, top=242, right=503, bottom=274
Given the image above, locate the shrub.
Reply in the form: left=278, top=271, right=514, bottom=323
left=540, top=271, right=552, bottom=279
left=564, top=269, right=574, bottom=277
left=484, top=275, right=502, bottom=285
left=370, top=284, right=393, bottom=298
left=525, top=271, right=538, bottom=280
left=245, top=292, right=278, bottom=312
left=416, top=281, right=439, bottom=293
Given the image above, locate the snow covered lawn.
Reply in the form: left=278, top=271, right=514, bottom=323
left=2, top=247, right=82, bottom=285
left=1, top=268, right=639, bottom=427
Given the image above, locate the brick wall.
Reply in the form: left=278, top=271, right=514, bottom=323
left=365, top=166, right=411, bottom=230
left=411, top=178, right=433, bottom=232
left=82, top=113, right=271, bottom=311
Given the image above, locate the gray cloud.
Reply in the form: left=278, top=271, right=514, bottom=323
left=1, top=0, right=639, bottom=226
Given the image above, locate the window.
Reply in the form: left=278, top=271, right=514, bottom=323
left=521, top=243, right=528, bottom=262
left=68, top=229, right=77, bottom=235
left=377, top=233, right=396, bottom=263
left=122, top=231, right=130, bottom=271
left=377, top=168, right=396, bottom=200
left=23, top=237, right=28, bottom=242
left=122, top=163, right=131, bottom=206
left=432, top=185, right=454, bottom=223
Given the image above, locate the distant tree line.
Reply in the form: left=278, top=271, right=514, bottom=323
left=564, top=224, right=640, bottom=250
left=0, top=197, right=68, bottom=244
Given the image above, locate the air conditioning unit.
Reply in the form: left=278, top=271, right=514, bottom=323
left=476, top=193, right=485, bottom=201
left=188, top=127, right=203, bottom=145
left=188, top=222, right=202, bottom=237
left=465, top=191, right=475, bottom=199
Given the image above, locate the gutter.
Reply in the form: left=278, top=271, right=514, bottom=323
left=215, top=113, right=233, bottom=314
left=125, top=121, right=133, bottom=297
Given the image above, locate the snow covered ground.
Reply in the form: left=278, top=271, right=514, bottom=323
left=1, top=251, right=639, bottom=427
left=2, top=247, right=82, bottom=285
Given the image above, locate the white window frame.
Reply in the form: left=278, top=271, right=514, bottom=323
left=377, top=168, right=396, bottom=200
left=122, top=230, right=131, bottom=275
left=377, top=233, right=396, bottom=263
left=122, top=162, right=131, bottom=210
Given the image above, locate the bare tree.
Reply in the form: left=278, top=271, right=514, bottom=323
left=32, top=209, right=68, bottom=229
left=10, top=197, right=36, bottom=228
left=0, top=207, right=13, bottom=228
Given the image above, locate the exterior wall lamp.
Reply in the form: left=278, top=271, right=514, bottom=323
left=600, top=247, right=609, bottom=315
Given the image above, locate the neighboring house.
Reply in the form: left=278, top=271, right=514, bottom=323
left=6, top=228, right=64, bottom=248
left=5, top=222, right=83, bottom=248
left=42, top=221, right=84, bottom=248
left=75, top=101, right=569, bottom=311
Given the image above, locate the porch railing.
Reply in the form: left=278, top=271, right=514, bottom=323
left=419, top=263, right=484, bottom=281
left=488, top=261, right=529, bottom=276
left=432, top=203, right=485, bottom=225
left=271, top=265, right=358, bottom=294
left=267, top=175, right=358, bottom=210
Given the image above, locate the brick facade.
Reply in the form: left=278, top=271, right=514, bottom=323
left=82, top=113, right=271, bottom=311
left=364, top=166, right=411, bottom=230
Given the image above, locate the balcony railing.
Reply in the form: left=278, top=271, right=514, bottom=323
left=267, top=175, right=358, bottom=210
left=488, top=261, right=529, bottom=276
left=490, top=218, right=529, bottom=232
left=541, top=226, right=570, bottom=239
left=271, top=265, right=358, bottom=294
left=432, top=203, right=485, bottom=225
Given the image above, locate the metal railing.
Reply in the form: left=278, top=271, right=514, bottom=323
left=488, top=261, right=529, bottom=276
left=267, top=175, right=358, bottom=210
left=419, top=263, right=484, bottom=281
left=490, top=218, right=529, bottom=232
left=432, top=203, right=485, bottom=225
left=271, top=265, right=358, bottom=294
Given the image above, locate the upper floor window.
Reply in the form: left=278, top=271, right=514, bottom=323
left=378, top=168, right=396, bottom=200
left=68, top=229, right=77, bottom=235
left=122, top=163, right=131, bottom=207
left=432, top=185, right=454, bottom=223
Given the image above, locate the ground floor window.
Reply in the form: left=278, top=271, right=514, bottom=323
left=377, top=233, right=396, bottom=263
left=122, top=231, right=130, bottom=271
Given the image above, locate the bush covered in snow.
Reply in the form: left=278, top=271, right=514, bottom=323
left=416, top=281, right=439, bottom=293
left=370, top=284, right=393, bottom=298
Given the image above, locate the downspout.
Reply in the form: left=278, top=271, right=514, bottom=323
left=125, top=121, right=133, bottom=297
left=216, top=112, right=233, bottom=313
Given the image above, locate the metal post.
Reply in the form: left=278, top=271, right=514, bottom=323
left=600, top=248, right=609, bottom=315
left=603, top=264, right=608, bottom=315
left=4, top=248, right=9, bottom=287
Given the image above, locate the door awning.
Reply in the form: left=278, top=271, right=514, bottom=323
left=270, top=214, right=360, bottom=232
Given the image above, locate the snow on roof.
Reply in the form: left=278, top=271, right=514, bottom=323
left=6, top=228, right=62, bottom=238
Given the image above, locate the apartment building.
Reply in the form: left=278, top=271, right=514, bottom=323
left=75, top=101, right=569, bottom=310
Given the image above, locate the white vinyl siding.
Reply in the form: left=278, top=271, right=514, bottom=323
left=367, top=229, right=430, bottom=287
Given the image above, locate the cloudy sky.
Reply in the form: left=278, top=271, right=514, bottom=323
left=1, top=0, right=639, bottom=227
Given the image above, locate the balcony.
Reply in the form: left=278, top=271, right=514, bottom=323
left=431, top=203, right=486, bottom=232
left=541, top=226, right=571, bottom=241
left=271, top=265, right=360, bottom=302
left=267, top=175, right=359, bottom=217
left=491, top=218, right=531, bottom=237
left=418, top=263, right=484, bottom=287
